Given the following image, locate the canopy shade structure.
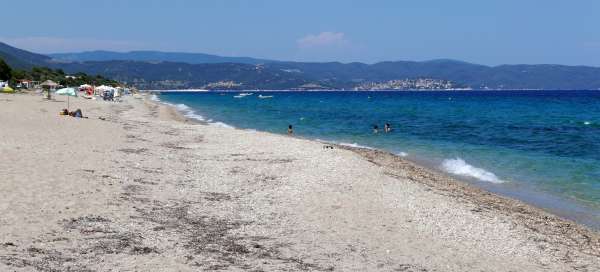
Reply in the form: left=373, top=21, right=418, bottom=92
left=40, top=80, right=59, bottom=88
left=40, top=80, right=60, bottom=100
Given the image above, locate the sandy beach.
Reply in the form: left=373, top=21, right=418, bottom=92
left=1, top=92, right=599, bottom=271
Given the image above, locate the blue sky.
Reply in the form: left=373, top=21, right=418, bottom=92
left=2, top=0, right=599, bottom=66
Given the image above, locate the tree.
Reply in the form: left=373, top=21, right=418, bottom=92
left=0, top=58, right=12, bottom=81
left=11, top=69, right=31, bottom=80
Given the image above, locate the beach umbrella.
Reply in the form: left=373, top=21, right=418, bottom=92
left=55, top=87, right=77, bottom=109
left=41, top=80, right=59, bottom=100
left=41, top=80, right=59, bottom=88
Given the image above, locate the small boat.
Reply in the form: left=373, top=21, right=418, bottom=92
left=234, top=92, right=253, bottom=98
left=258, top=95, right=273, bottom=99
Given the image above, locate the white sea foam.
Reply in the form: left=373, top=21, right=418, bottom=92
left=211, top=122, right=235, bottom=128
left=338, top=142, right=374, bottom=149
left=170, top=103, right=206, bottom=121
left=441, top=158, right=506, bottom=184
left=184, top=112, right=206, bottom=121
left=584, top=121, right=591, bottom=125
left=396, top=152, right=408, bottom=157
left=175, top=103, right=190, bottom=111
left=150, top=94, right=236, bottom=128
left=150, top=94, right=160, bottom=102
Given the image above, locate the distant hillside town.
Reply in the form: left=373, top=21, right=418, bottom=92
left=354, top=79, right=466, bottom=90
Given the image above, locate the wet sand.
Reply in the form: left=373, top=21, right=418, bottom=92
left=1, top=92, right=598, bottom=271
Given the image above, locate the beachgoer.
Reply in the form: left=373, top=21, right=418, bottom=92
left=60, top=109, right=69, bottom=116
left=69, top=109, right=84, bottom=118
left=385, top=123, right=392, bottom=133
left=288, top=125, right=293, bottom=135
left=373, top=125, right=379, bottom=134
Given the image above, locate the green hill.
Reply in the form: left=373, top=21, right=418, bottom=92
left=0, top=42, right=53, bottom=69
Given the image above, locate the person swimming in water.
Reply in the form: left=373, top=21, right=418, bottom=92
left=384, top=123, right=392, bottom=133
left=373, top=125, right=379, bottom=134
left=288, top=125, right=293, bottom=135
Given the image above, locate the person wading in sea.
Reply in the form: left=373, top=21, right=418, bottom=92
left=288, top=125, right=293, bottom=135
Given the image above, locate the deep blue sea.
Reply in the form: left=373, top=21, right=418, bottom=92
left=157, top=90, right=600, bottom=228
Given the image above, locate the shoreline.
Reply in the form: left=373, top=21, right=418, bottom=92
left=153, top=93, right=600, bottom=264
left=156, top=93, right=600, bottom=233
left=154, top=92, right=600, bottom=231
left=151, top=89, right=600, bottom=92
left=151, top=92, right=600, bottom=250
left=2, top=92, right=599, bottom=271
left=337, top=145, right=599, bottom=241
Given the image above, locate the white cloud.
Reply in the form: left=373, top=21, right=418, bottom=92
left=297, top=32, right=349, bottom=49
left=0, top=36, right=146, bottom=53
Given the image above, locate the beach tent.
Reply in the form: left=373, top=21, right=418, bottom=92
left=55, top=87, right=77, bottom=108
left=96, top=85, right=117, bottom=100
left=95, top=85, right=111, bottom=95
left=95, top=85, right=115, bottom=92
left=1, top=86, right=14, bottom=93
left=79, top=84, right=94, bottom=95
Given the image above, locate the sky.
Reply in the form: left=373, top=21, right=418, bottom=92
left=2, top=0, right=600, bottom=66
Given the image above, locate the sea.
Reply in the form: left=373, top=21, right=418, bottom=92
left=155, top=90, right=600, bottom=229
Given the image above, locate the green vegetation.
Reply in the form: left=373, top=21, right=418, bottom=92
left=0, top=58, right=11, bottom=80
left=0, top=57, right=120, bottom=88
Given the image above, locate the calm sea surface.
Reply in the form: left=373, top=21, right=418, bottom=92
left=157, top=90, right=600, bottom=228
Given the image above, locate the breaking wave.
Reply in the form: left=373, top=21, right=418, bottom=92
left=150, top=94, right=235, bottom=128
left=338, top=142, right=374, bottom=149
left=441, top=158, right=506, bottom=183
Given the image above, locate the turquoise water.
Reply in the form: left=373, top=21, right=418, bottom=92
left=157, top=91, right=600, bottom=228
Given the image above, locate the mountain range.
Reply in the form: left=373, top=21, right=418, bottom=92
left=2, top=41, right=600, bottom=90
left=49, top=50, right=271, bottom=65
left=0, top=42, right=53, bottom=69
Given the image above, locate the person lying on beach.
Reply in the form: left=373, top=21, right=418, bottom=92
left=69, top=109, right=87, bottom=118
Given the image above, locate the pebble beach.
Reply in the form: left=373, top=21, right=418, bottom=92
left=1, top=92, right=599, bottom=271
